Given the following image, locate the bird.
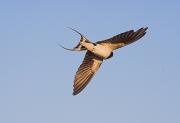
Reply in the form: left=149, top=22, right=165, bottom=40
left=59, top=27, right=148, bottom=95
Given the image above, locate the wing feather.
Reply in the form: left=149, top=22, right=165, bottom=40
left=73, top=51, right=103, bottom=95
left=96, top=27, right=148, bottom=50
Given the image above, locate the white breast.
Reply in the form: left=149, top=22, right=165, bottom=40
left=93, top=44, right=112, bottom=59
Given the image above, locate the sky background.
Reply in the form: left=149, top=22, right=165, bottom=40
left=1, top=0, right=180, bottom=123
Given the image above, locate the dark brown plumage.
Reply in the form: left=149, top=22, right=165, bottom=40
left=73, top=51, right=103, bottom=95
left=96, top=27, right=148, bottom=50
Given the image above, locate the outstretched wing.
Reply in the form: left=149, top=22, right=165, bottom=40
left=73, top=51, right=103, bottom=95
left=96, top=27, right=148, bottom=50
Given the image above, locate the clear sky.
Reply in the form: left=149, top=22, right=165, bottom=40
left=1, top=0, right=180, bottom=123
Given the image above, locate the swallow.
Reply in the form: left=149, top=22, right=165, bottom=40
left=59, top=27, right=148, bottom=95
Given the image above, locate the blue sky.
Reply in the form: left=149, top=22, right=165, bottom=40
left=1, top=0, right=180, bottom=123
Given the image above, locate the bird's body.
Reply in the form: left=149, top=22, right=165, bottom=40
left=81, top=42, right=113, bottom=59
left=60, top=27, right=148, bottom=95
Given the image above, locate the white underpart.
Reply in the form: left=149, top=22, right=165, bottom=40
left=82, top=42, right=112, bottom=59
left=93, top=44, right=112, bottom=58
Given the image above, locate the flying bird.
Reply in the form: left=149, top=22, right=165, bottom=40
left=60, top=27, right=148, bottom=95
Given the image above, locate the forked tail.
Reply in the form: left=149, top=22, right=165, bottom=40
left=58, top=27, right=91, bottom=51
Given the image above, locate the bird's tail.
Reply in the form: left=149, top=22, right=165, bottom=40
left=58, top=27, right=91, bottom=51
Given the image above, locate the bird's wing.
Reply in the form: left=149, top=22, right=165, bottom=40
left=73, top=51, right=103, bottom=95
left=96, top=27, right=148, bottom=50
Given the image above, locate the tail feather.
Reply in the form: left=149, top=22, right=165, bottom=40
left=57, top=43, right=85, bottom=51
left=59, top=27, right=91, bottom=51
left=67, top=27, right=91, bottom=43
